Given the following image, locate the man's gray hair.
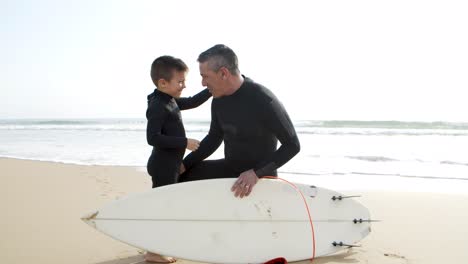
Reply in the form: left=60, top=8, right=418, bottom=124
left=198, top=44, right=240, bottom=75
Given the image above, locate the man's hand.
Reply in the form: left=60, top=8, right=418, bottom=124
left=231, top=169, right=259, bottom=198
left=187, top=138, right=200, bottom=151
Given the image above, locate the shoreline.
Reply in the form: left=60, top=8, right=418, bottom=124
left=3, top=156, right=468, bottom=195
left=1, top=157, right=467, bottom=264
left=0, top=155, right=145, bottom=168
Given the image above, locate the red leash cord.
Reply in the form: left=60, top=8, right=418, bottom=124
left=262, top=176, right=316, bottom=262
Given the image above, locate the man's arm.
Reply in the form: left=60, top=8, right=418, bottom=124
left=182, top=103, right=223, bottom=170
left=232, top=98, right=300, bottom=198
left=146, top=105, right=187, bottom=149
left=176, top=89, right=212, bottom=110
left=254, top=99, right=300, bottom=177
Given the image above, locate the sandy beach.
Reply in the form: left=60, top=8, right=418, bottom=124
left=1, top=157, right=467, bottom=264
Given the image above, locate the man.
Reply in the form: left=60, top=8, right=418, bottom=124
left=179, top=44, right=300, bottom=198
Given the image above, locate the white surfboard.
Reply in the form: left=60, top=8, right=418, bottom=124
left=82, top=178, right=371, bottom=263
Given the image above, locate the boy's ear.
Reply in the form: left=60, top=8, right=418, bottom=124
left=157, top=78, right=167, bottom=88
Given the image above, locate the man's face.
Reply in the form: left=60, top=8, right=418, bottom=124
left=199, top=61, right=224, bottom=98
left=164, top=71, right=186, bottom=98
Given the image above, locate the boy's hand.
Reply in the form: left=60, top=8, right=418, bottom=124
left=179, top=163, right=186, bottom=174
left=187, top=138, right=200, bottom=151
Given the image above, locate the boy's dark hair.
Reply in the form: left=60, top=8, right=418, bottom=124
left=198, top=44, right=239, bottom=75
left=150, top=56, right=188, bottom=87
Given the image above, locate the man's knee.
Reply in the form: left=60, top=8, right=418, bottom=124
left=178, top=162, right=206, bottom=182
left=178, top=160, right=231, bottom=182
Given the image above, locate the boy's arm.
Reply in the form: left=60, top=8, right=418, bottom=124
left=146, top=104, right=187, bottom=149
left=176, top=89, right=212, bottom=110
left=253, top=98, right=300, bottom=177
left=183, top=103, right=223, bottom=170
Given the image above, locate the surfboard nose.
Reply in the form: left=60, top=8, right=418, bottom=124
left=81, top=211, right=99, bottom=228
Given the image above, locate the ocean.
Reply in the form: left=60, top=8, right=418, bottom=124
left=1, top=118, right=468, bottom=194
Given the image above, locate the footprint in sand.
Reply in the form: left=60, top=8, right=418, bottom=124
left=384, top=253, right=408, bottom=263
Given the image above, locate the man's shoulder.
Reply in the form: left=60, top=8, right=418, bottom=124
left=244, top=77, right=278, bottom=103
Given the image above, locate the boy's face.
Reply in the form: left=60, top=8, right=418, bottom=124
left=159, top=70, right=187, bottom=98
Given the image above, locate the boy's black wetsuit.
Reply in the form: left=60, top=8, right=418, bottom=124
left=179, top=77, right=300, bottom=182
left=146, top=88, right=211, bottom=188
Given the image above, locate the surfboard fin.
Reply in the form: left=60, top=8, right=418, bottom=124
left=332, top=241, right=361, bottom=248
left=81, top=211, right=99, bottom=229
left=353, top=218, right=380, bottom=224
left=263, top=257, right=288, bottom=264
left=331, top=195, right=361, bottom=201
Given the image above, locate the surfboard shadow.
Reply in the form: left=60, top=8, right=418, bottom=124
left=94, top=255, right=146, bottom=264
left=292, top=250, right=360, bottom=264
left=93, top=252, right=359, bottom=264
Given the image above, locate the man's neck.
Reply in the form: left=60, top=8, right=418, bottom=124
left=225, top=74, right=244, bottom=96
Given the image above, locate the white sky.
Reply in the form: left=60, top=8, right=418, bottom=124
left=2, top=0, right=467, bottom=121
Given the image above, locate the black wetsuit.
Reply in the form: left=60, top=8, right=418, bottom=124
left=146, top=88, right=211, bottom=188
left=179, top=77, right=300, bottom=182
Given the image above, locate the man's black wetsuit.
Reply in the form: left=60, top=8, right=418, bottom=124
left=179, top=77, right=300, bottom=182
left=146, top=88, right=211, bottom=188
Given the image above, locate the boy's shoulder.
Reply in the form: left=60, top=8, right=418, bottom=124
left=147, top=91, right=156, bottom=102
left=146, top=91, right=166, bottom=113
left=147, top=90, right=172, bottom=105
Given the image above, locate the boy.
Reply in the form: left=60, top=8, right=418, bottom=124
left=145, top=55, right=211, bottom=263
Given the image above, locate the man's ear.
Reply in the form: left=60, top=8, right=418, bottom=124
left=220, top=67, right=230, bottom=80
